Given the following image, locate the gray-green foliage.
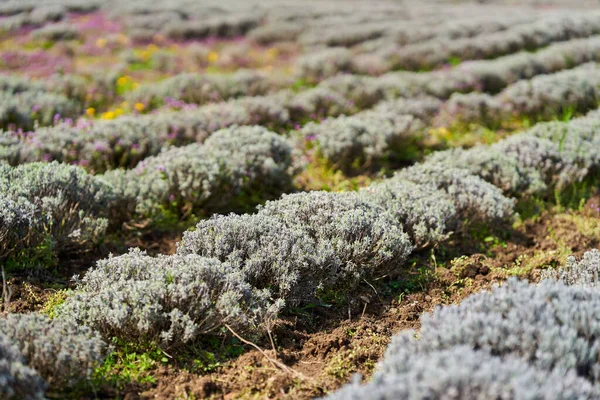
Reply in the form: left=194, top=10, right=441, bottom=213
left=381, top=12, right=600, bottom=71
left=327, top=346, right=598, bottom=400
left=162, top=13, right=261, bottom=40
left=0, top=162, right=117, bottom=261
left=442, top=63, right=600, bottom=126
left=298, top=97, right=441, bottom=171
left=427, top=109, right=600, bottom=198
left=295, top=47, right=354, bottom=83
left=394, top=164, right=516, bottom=221
left=0, top=332, right=45, bottom=400
left=57, top=248, right=278, bottom=347
left=0, top=313, right=106, bottom=388
left=528, top=112, right=600, bottom=175
left=257, top=191, right=413, bottom=285
left=0, top=194, right=36, bottom=259
left=328, top=273, right=600, bottom=399
left=0, top=75, right=47, bottom=94
left=31, top=23, right=80, bottom=41
left=126, top=70, right=285, bottom=110
left=0, top=73, right=110, bottom=105
left=178, top=191, right=413, bottom=304
left=62, top=155, right=517, bottom=344
left=248, top=21, right=303, bottom=44
left=0, top=62, right=505, bottom=172
left=177, top=213, right=319, bottom=303
left=458, top=35, right=600, bottom=92
left=288, top=86, right=356, bottom=121
left=0, top=90, right=80, bottom=130
left=61, top=189, right=415, bottom=345
left=386, top=279, right=600, bottom=383
left=0, top=94, right=291, bottom=171
left=426, top=134, right=579, bottom=196
left=0, top=0, right=98, bottom=32
left=543, top=249, right=600, bottom=287
left=103, top=125, right=293, bottom=219
left=360, top=180, right=457, bottom=245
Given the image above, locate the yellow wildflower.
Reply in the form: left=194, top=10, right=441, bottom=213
left=96, top=38, right=107, bottom=49
left=266, top=48, right=279, bottom=58
left=208, top=51, right=219, bottom=63
left=102, top=111, right=116, bottom=120
left=86, top=107, right=95, bottom=117
left=134, top=103, right=145, bottom=112
left=116, top=76, right=130, bottom=86
left=115, top=108, right=124, bottom=116
left=438, top=127, right=450, bottom=137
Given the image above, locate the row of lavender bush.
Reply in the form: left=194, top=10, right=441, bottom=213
left=0, top=68, right=290, bottom=132
left=6, top=55, right=599, bottom=173
left=0, top=66, right=476, bottom=171
left=289, top=8, right=539, bottom=49
left=5, top=72, right=600, bottom=265
left=377, top=11, right=600, bottom=71
left=0, top=125, right=293, bottom=264
left=299, top=62, right=600, bottom=173
left=52, top=106, right=600, bottom=349
left=294, top=19, right=600, bottom=81
left=0, top=72, right=126, bottom=131
left=124, top=69, right=291, bottom=111
left=442, top=62, right=600, bottom=127
left=327, top=249, right=600, bottom=399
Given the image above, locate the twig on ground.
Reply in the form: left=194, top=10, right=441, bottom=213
left=224, top=324, right=308, bottom=380
left=1, top=266, right=12, bottom=314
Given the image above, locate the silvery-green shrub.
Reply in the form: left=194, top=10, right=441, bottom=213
left=385, top=278, right=600, bottom=384
left=543, top=248, right=600, bottom=287
left=0, top=313, right=106, bottom=388
left=0, top=332, right=45, bottom=400
left=393, top=164, right=516, bottom=221
left=326, top=346, right=598, bottom=400
left=103, top=125, right=293, bottom=219
left=0, top=162, right=117, bottom=261
left=57, top=249, right=278, bottom=347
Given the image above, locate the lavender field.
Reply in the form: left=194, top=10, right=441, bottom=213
left=3, top=0, right=600, bottom=398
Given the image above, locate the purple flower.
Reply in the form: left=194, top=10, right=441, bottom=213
left=93, top=141, right=108, bottom=152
